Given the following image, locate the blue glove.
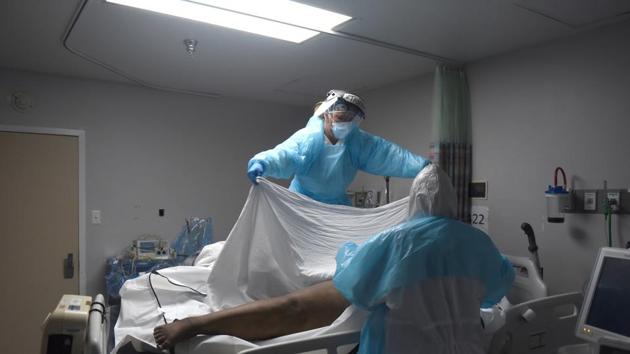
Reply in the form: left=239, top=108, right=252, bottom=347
left=247, top=162, right=264, bottom=185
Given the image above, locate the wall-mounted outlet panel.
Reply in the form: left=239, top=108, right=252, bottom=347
left=584, top=192, right=597, bottom=211
left=607, top=192, right=621, bottom=206
left=91, top=210, right=102, bottom=224
left=566, top=189, right=629, bottom=215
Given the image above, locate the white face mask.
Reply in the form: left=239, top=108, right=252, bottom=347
left=331, top=121, right=356, bottom=140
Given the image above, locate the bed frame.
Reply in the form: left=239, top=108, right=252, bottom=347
left=85, top=255, right=581, bottom=354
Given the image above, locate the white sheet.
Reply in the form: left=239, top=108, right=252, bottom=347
left=113, top=178, right=410, bottom=354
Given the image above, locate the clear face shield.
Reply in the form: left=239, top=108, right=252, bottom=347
left=313, top=91, right=366, bottom=124
left=313, top=90, right=366, bottom=139
left=327, top=101, right=364, bottom=126
left=318, top=99, right=363, bottom=140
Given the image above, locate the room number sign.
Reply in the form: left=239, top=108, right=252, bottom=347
left=470, top=205, right=489, bottom=233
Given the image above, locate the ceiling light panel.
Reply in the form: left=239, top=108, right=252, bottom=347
left=193, top=0, right=352, bottom=32
left=106, top=0, right=322, bottom=43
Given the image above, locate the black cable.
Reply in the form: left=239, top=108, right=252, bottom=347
left=148, top=270, right=207, bottom=325
left=151, top=270, right=207, bottom=296
left=148, top=272, right=169, bottom=325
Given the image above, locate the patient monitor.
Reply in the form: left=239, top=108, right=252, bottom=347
left=134, top=239, right=171, bottom=259
left=576, top=247, right=630, bottom=354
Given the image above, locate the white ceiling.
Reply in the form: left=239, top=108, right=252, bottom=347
left=1, top=0, right=629, bottom=105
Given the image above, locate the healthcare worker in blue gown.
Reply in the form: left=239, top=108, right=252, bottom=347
left=333, top=164, right=515, bottom=354
left=247, top=89, right=430, bottom=205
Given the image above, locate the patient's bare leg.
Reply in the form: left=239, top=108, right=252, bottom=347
left=153, top=280, right=349, bottom=349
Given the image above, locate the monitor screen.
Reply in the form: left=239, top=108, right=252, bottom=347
left=137, top=240, right=157, bottom=253
left=585, top=256, right=630, bottom=337
left=577, top=248, right=630, bottom=352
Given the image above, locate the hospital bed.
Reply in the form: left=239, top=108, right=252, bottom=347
left=243, top=247, right=630, bottom=354
left=235, top=294, right=585, bottom=354
left=236, top=256, right=580, bottom=354
left=235, top=255, right=555, bottom=354
left=42, top=255, right=573, bottom=354
left=42, top=248, right=581, bottom=354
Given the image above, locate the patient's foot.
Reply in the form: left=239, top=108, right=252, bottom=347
left=154, top=318, right=195, bottom=349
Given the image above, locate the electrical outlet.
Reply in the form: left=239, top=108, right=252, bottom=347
left=607, top=192, right=621, bottom=210
left=584, top=192, right=597, bottom=211
left=91, top=210, right=102, bottom=224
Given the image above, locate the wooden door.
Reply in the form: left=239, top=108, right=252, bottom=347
left=0, top=131, right=79, bottom=354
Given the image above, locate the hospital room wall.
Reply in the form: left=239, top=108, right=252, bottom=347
left=354, top=19, right=630, bottom=295
left=467, top=20, right=630, bottom=295
left=0, top=69, right=308, bottom=296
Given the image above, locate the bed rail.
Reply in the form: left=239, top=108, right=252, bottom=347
left=238, top=330, right=360, bottom=354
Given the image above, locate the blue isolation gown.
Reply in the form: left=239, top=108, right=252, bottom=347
left=248, top=117, right=429, bottom=205
left=333, top=216, right=515, bottom=354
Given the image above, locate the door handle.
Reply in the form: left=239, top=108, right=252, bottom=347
left=64, top=253, right=74, bottom=279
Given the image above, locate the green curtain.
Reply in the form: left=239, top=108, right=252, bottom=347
left=430, top=64, right=472, bottom=223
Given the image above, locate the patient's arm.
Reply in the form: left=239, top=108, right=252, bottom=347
left=153, top=280, right=349, bottom=349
